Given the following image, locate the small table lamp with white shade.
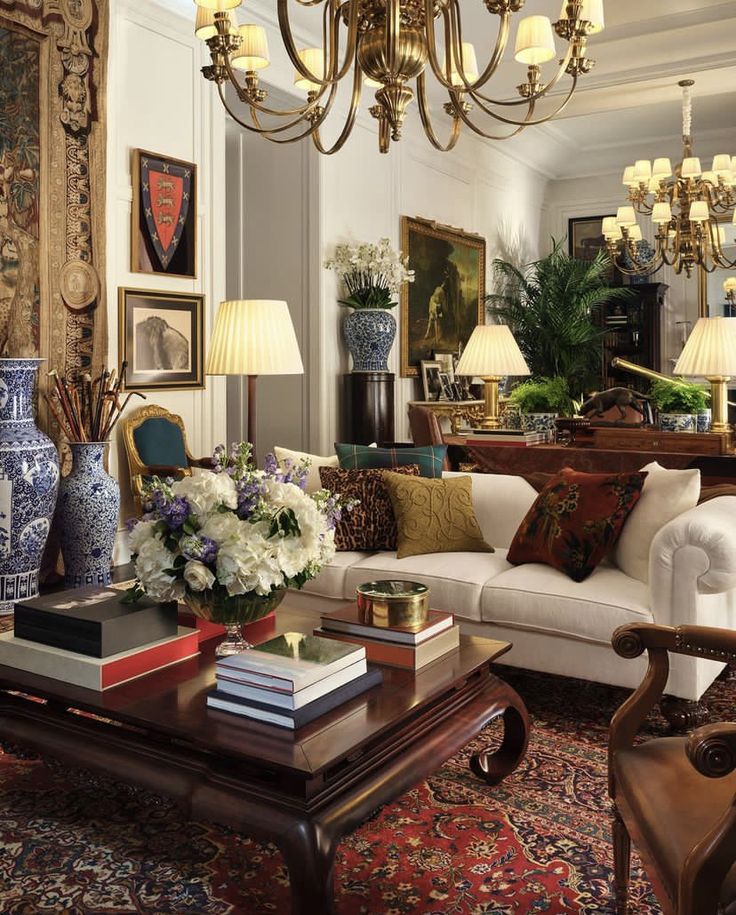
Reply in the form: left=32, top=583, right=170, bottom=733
left=674, top=316, right=736, bottom=434
left=205, top=299, right=304, bottom=459
left=455, top=324, right=530, bottom=429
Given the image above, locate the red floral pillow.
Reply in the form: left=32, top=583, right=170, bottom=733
left=507, top=467, right=648, bottom=582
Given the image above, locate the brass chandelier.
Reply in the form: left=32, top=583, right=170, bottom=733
left=193, top=0, right=605, bottom=154
left=604, top=80, right=736, bottom=279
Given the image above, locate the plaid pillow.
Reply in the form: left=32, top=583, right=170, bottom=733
left=335, top=443, right=447, bottom=479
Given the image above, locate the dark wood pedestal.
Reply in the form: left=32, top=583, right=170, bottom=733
left=344, top=372, right=395, bottom=444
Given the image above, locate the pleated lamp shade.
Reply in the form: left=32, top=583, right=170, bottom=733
left=206, top=300, right=304, bottom=376
left=674, top=317, right=736, bottom=377
left=455, top=325, right=531, bottom=377
left=194, top=0, right=242, bottom=11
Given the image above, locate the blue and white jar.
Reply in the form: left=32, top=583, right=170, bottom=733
left=521, top=412, right=558, bottom=436
left=343, top=308, right=397, bottom=372
left=659, top=413, right=696, bottom=433
left=696, top=410, right=711, bottom=433
left=0, top=358, right=59, bottom=613
left=503, top=403, right=522, bottom=430
left=59, top=442, right=120, bottom=588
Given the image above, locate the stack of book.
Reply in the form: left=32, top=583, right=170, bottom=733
left=461, top=428, right=548, bottom=446
left=0, top=586, right=199, bottom=690
left=315, top=605, right=459, bottom=670
left=208, top=632, right=382, bottom=729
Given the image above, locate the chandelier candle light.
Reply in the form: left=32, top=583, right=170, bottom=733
left=194, top=0, right=605, bottom=154
left=605, top=80, right=736, bottom=279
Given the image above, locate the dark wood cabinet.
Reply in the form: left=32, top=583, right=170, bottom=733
left=598, top=282, right=667, bottom=391
left=343, top=372, right=395, bottom=444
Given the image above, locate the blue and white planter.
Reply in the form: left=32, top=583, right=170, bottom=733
left=659, top=413, right=696, bottom=433
left=0, top=358, right=59, bottom=613
left=521, top=412, right=558, bottom=436
left=343, top=308, right=397, bottom=372
left=59, top=442, right=120, bottom=588
left=696, top=410, right=711, bottom=433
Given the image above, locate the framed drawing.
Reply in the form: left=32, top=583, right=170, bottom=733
left=420, top=359, right=445, bottom=401
left=699, top=217, right=736, bottom=317
left=131, top=149, right=197, bottom=278
left=119, top=288, right=204, bottom=391
left=568, top=215, right=620, bottom=282
left=401, top=217, right=486, bottom=377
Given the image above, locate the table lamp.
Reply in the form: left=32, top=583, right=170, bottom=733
left=206, top=299, right=304, bottom=458
left=674, top=316, right=736, bottom=434
left=455, top=324, right=530, bottom=429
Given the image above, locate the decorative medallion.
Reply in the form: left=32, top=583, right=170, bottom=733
left=140, top=155, right=192, bottom=270
left=59, top=259, right=100, bottom=312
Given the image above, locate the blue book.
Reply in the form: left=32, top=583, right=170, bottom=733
left=206, top=667, right=383, bottom=730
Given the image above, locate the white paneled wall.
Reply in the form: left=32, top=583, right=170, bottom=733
left=106, top=0, right=227, bottom=560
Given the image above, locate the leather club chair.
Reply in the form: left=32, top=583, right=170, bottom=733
left=608, top=622, right=736, bottom=915
left=408, top=404, right=450, bottom=470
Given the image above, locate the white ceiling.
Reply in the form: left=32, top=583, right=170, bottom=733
left=168, top=0, right=736, bottom=180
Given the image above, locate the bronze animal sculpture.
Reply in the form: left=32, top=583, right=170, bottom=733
left=580, top=387, right=649, bottom=422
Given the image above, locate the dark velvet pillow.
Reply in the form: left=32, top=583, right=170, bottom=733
left=507, top=467, right=648, bottom=582
left=319, top=465, right=420, bottom=552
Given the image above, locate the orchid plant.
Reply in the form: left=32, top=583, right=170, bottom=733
left=324, top=237, right=414, bottom=310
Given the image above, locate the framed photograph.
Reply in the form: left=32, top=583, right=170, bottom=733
left=119, top=288, right=204, bottom=391
left=699, top=217, right=736, bottom=317
left=401, top=217, right=486, bottom=377
left=439, top=372, right=454, bottom=401
left=568, top=215, right=620, bottom=283
left=434, top=351, right=456, bottom=382
left=131, top=149, right=197, bottom=278
left=421, top=359, right=445, bottom=402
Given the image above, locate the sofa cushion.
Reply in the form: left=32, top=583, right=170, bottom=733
left=301, top=551, right=376, bottom=599
left=481, top=561, right=652, bottom=645
left=344, top=549, right=513, bottom=622
left=336, top=443, right=447, bottom=479
left=383, top=472, right=494, bottom=559
left=442, top=472, right=537, bottom=549
left=507, top=467, right=648, bottom=582
left=274, top=446, right=339, bottom=493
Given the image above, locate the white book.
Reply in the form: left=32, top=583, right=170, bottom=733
left=216, top=657, right=368, bottom=710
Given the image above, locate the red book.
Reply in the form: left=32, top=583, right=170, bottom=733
left=314, top=625, right=460, bottom=670
left=0, top=627, right=199, bottom=690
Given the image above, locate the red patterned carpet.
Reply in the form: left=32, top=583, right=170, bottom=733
left=1, top=661, right=724, bottom=914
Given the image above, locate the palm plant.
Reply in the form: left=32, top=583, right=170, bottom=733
left=486, top=243, right=634, bottom=399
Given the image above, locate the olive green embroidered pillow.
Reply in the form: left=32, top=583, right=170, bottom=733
left=383, top=472, right=494, bottom=559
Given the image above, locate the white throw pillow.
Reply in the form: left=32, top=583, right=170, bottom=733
left=615, top=461, right=701, bottom=584
left=273, top=446, right=339, bottom=493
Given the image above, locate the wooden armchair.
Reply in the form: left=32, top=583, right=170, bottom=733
left=609, top=622, right=736, bottom=915
left=122, top=404, right=213, bottom=512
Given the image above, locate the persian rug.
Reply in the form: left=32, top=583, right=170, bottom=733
left=2, top=660, right=726, bottom=914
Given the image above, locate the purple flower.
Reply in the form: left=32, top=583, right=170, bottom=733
left=263, top=453, right=279, bottom=476
left=159, top=495, right=191, bottom=530
left=236, top=477, right=266, bottom=519
left=124, top=517, right=138, bottom=533
left=180, top=534, right=218, bottom=564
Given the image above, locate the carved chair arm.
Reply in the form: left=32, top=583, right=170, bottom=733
left=190, top=457, right=215, bottom=469
left=142, top=464, right=188, bottom=478
left=686, top=723, right=736, bottom=779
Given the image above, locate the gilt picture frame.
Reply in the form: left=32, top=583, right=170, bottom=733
left=401, top=217, right=486, bottom=378
left=568, top=215, right=620, bottom=283
left=131, top=149, right=197, bottom=279
left=119, top=288, right=204, bottom=391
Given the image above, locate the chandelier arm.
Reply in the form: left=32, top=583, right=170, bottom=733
left=447, top=2, right=509, bottom=94
left=310, top=52, right=364, bottom=155
left=452, top=95, right=533, bottom=142
left=416, top=73, right=462, bottom=152
left=215, top=80, right=335, bottom=141
left=464, top=75, right=578, bottom=128
left=276, top=0, right=357, bottom=87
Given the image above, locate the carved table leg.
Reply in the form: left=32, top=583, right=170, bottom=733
left=660, top=696, right=708, bottom=734
left=279, top=820, right=338, bottom=915
left=469, top=679, right=530, bottom=786
left=612, top=806, right=631, bottom=915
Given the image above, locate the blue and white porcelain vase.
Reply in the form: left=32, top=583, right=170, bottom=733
left=659, top=413, right=696, bottom=433
left=0, top=358, right=59, bottom=613
left=697, top=410, right=711, bottom=433
left=521, top=412, right=558, bottom=436
left=343, top=308, right=397, bottom=372
left=59, top=442, right=120, bottom=588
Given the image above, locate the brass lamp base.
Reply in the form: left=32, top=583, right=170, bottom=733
left=708, top=376, right=731, bottom=434
left=479, top=376, right=503, bottom=429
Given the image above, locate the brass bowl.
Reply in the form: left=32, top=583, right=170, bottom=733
left=355, top=580, right=429, bottom=630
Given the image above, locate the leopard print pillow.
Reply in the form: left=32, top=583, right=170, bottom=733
left=319, top=465, right=420, bottom=552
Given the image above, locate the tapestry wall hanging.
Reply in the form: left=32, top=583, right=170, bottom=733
left=131, top=149, right=197, bottom=279
left=0, top=0, right=108, bottom=411
left=400, top=216, right=485, bottom=378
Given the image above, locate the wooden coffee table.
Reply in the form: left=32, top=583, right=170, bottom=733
left=0, top=607, right=529, bottom=914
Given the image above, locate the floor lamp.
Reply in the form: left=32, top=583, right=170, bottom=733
left=455, top=325, right=530, bottom=429
left=674, top=315, right=736, bottom=434
left=206, top=300, right=304, bottom=460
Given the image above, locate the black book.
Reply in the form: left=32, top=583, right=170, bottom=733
left=206, top=666, right=383, bottom=730
left=14, top=586, right=178, bottom=658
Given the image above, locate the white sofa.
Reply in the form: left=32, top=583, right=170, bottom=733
left=288, top=471, right=736, bottom=702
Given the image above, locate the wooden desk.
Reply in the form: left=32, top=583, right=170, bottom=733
left=445, top=437, right=736, bottom=484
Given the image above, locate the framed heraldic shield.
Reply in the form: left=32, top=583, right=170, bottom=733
left=119, top=288, right=204, bottom=391
left=401, top=217, right=485, bottom=377
left=131, top=149, right=197, bottom=278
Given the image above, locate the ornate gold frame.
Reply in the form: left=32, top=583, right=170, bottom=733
left=400, top=216, right=486, bottom=378
left=0, top=0, right=108, bottom=425
left=698, top=214, right=735, bottom=318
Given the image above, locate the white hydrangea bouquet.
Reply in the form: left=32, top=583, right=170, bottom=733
left=324, top=237, right=414, bottom=310
left=127, top=443, right=347, bottom=655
